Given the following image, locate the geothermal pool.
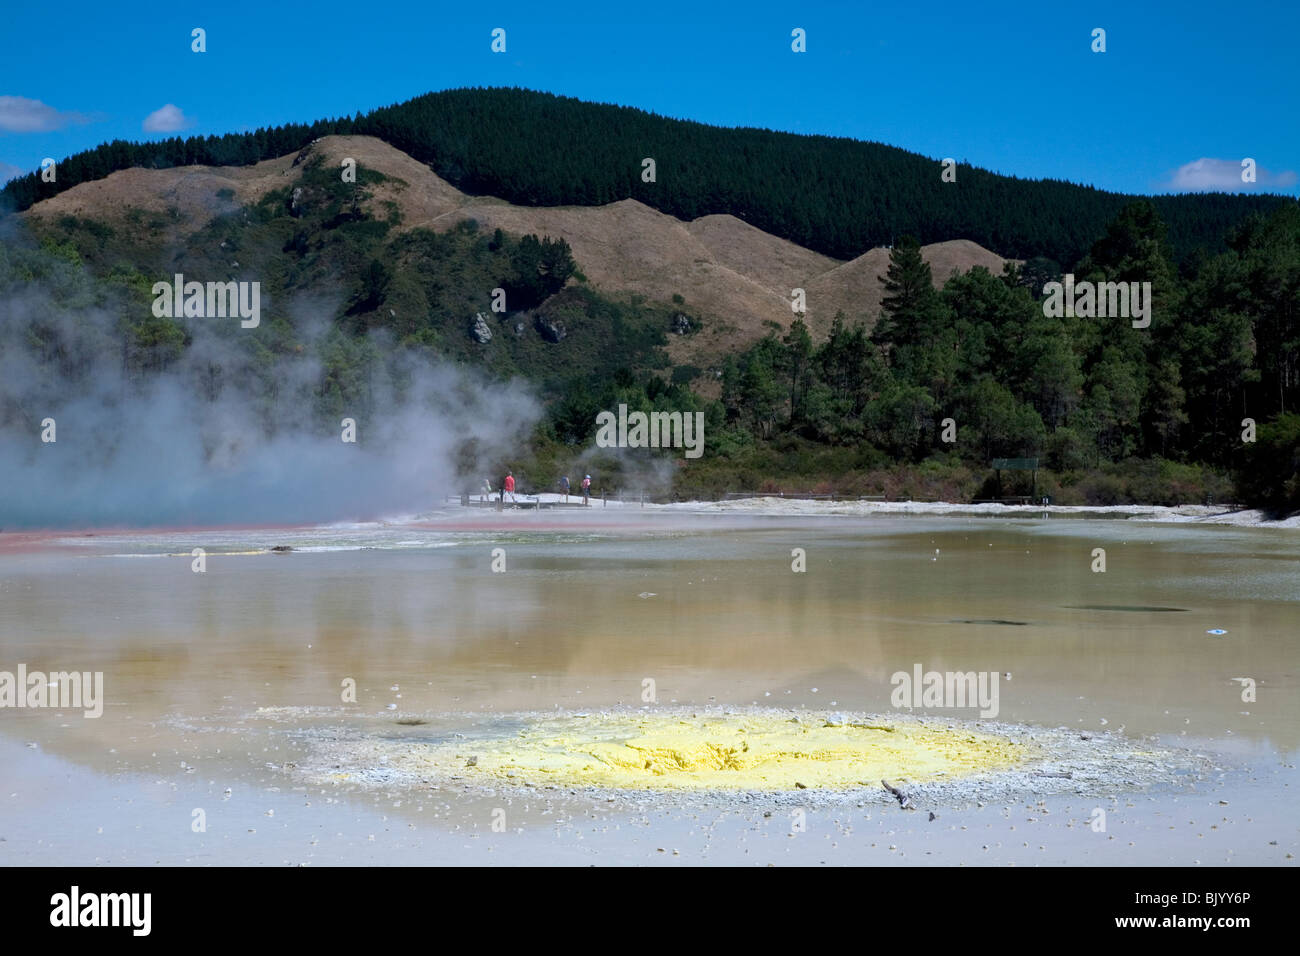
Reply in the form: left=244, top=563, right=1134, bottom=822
left=0, top=510, right=1295, bottom=865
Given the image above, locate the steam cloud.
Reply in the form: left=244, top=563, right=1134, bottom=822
left=0, top=227, right=541, bottom=530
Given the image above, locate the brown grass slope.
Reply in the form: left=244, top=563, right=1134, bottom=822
left=23, top=135, right=1011, bottom=370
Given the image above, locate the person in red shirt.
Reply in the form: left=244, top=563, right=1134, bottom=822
left=504, top=471, right=516, bottom=503
left=581, top=474, right=591, bottom=506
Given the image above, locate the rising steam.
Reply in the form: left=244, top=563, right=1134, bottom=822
left=0, top=224, right=541, bottom=529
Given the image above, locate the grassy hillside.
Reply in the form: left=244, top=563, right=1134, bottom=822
left=5, top=150, right=686, bottom=449
left=4, top=87, right=1292, bottom=267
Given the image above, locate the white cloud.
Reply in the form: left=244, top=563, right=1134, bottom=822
left=0, top=96, right=88, bottom=133
left=142, top=104, right=194, bottom=133
left=1164, top=157, right=1298, bottom=192
left=0, top=161, right=25, bottom=184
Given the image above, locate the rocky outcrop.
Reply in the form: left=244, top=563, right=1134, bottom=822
left=672, top=313, right=691, bottom=335
left=470, top=312, right=492, bottom=343
left=535, top=315, right=567, bottom=342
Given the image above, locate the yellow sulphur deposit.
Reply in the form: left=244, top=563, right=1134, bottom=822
left=395, top=712, right=1033, bottom=791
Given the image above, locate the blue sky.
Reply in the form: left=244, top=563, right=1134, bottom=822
left=1, top=0, right=1296, bottom=195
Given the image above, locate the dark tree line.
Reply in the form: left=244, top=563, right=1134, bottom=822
left=3, top=88, right=1292, bottom=267
left=721, top=200, right=1300, bottom=498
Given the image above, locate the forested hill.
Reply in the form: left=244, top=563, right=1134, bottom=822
left=2, top=87, right=1291, bottom=267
